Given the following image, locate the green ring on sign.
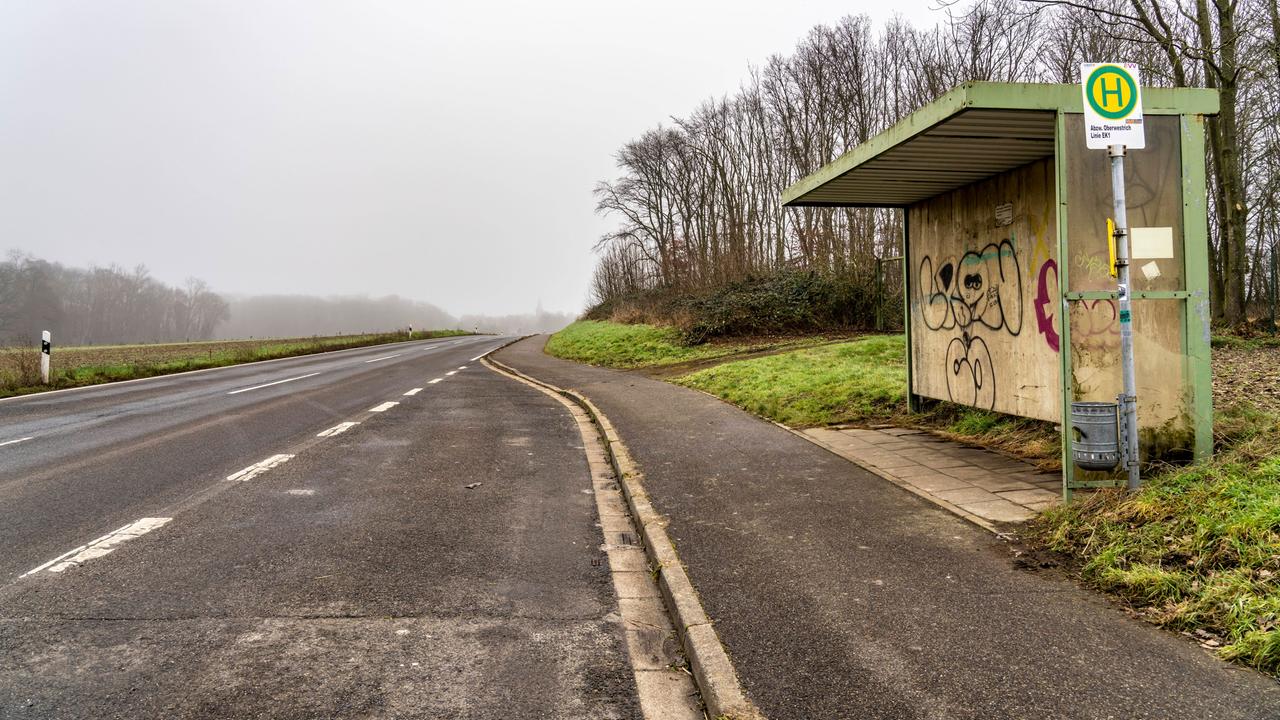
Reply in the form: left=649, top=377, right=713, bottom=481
left=1086, top=65, right=1138, bottom=120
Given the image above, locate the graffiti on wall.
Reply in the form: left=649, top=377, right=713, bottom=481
left=918, top=239, right=1023, bottom=409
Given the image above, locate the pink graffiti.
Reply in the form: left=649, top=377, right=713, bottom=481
left=1035, top=259, right=1059, bottom=352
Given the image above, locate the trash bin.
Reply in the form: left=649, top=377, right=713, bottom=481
left=1071, top=401, right=1121, bottom=471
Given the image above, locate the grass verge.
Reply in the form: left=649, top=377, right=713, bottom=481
left=0, top=330, right=470, bottom=398
left=1032, top=404, right=1280, bottom=675
left=549, top=317, right=1280, bottom=676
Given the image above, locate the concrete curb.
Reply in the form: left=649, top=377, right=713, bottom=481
left=483, top=354, right=766, bottom=720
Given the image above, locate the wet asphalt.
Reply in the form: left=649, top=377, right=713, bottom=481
left=498, top=335, right=1280, bottom=720
left=0, top=336, right=640, bottom=719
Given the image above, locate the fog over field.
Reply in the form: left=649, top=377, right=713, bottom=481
left=0, top=252, right=572, bottom=345
left=0, top=0, right=937, bottom=334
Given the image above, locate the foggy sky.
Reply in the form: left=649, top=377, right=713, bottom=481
left=0, top=1, right=943, bottom=317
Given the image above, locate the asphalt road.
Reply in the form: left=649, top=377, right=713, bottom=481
left=0, top=335, right=641, bottom=719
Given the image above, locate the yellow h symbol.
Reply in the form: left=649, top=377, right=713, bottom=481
left=1099, top=76, right=1124, bottom=110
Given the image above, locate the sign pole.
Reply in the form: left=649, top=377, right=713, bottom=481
left=1108, top=146, right=1141, bottom=490
left=40, top=330, right=51, bottom=385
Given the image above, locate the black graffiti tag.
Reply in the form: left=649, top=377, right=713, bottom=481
left=917, top=239, right=1024, bottom=410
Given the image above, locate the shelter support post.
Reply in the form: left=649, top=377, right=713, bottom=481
left=901, top=209, right=919, bottom=413
left=1179, top=114, right=1214, bottom=460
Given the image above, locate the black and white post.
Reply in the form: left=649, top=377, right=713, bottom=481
left=40, top=330, right=51, bottom=385
left=1109, top=146, right=1141, bottom=490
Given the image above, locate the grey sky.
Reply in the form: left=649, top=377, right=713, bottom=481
left=0, top=0, right=943, bottom=317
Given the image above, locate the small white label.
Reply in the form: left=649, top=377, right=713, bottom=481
left=1131, top=226, right=1174, bottom=258
left=1141, top=261, right=1161, bottom=280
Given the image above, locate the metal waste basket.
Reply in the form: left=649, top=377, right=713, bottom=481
left=1071, top=401, right=1121, bottom=471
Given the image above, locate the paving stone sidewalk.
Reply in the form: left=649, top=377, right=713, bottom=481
left=803, top=426, right=1060, bottom=526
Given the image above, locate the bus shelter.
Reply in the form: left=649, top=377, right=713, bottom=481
left=782, top=82, right=1218, bottom=497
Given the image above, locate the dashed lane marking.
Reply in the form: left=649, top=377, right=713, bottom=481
left=226, top=454, right=295, bottom=482
left=364, top=354, right=402, bottom=363
left=20, top=517, right=173, bottom=577
left=469, top=354, right=486, bottom=362
left=428, top=378, right=443, bottom=384
left=369, top=401, right=399, bottom=412
left=457, top=365, right=468, bottom=370
left=227, top=372, right=321, bottom=395
left=445, top=371, right=458, bottom=376
left=0, top=437, right=34, bottom=447
left=316, top=421, right=359, bottom=438
left=403, top=388, right=423, bottom=396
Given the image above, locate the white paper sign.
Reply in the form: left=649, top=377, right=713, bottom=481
left=1081, top=63, right=1145, bottom=149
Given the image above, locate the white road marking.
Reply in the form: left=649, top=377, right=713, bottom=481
left=469, top=353, right=486, bottom=362
left=369, top=401, right=399, bottom=412
left=364, top=354, right=402, bottom=363
left=316, top=421, right=359, bottom=438
left=21, top=517, right=172, bottom=577
left=403, top=387, right=424, bottom=396
left=428, top=378, right=443, bottom=384
left=445, top=370, right=458, bottom=376
left=227, top=372, right=321, bottom=395
left=457, top=365, right=468, bottom=370
left=227, top=454, right=295, bottom=482
left=0, top=437, right=34, bottom=447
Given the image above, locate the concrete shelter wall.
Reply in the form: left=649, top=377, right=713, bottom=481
left=908, top=159, right=1061, bottom=422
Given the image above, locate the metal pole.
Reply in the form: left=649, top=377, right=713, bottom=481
left=1109, top=145, right=1141, bottom=490
left=40, top=330, right=51, bottom=385
left=875, top=258, right=884, bottom=332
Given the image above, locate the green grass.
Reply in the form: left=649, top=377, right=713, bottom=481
left=673, top=335, right=907, bottom=426
left=545, top=320, right=752, bottom=368
left=0, top=330, right=470, bottom=398
left=1034, top=408, right=1280, bottom=675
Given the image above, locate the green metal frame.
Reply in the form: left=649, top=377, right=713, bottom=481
left=1055, top=110, right=1079, bottom=501
left=1180, top=114, right=1214, bottom=461
left=780, top=82, right=1219, bottom=502
left=782, top=82, right=1219, bottom=207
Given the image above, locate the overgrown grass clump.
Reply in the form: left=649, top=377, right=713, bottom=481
left=1034, top=407, right=1280, bottom=675
left=673, top=335, right=906, bottom=426
left=544, top=320, right=747, bottom=368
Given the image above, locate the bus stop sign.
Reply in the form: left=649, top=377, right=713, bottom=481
left=1081, top=63, right=1145, bottom=149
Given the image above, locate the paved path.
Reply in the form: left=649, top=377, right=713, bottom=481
left=497, top=335, right=1280, bottom=720
left=804, top=427, right=1060, bottom=525
left=0, top=336, right=643, bottom=718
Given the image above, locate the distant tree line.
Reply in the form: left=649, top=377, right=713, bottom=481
left=0, top=252, right=229, bottom=345
left=0, top=251, right=574, bottom=346
left=592, top=0, right=1279, bottom=327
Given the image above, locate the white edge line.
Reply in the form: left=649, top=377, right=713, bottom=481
left=364, top=353, right=402, bottom=363
left=0, top=335, right=484, bottom=405
left=469, top=354, right=486, bottom=362
left=226, top=453, right=295, bottom=481
left=0, top=436, right=34, bottom=447
left=226, top=372, right=321, bottom=395
left=316, top=421, right=359, bottom=438
left=20, top=517, right=173, bottom=578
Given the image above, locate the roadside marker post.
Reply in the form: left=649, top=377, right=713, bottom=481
left=40, top=330, right=51, bottom=385
left=1083, top=63, right=1144, bottom=490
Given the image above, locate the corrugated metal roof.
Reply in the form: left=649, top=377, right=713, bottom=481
left=787, top=108, right=1054, bottom=207
left=781, top=82, right=1218, bottom=208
